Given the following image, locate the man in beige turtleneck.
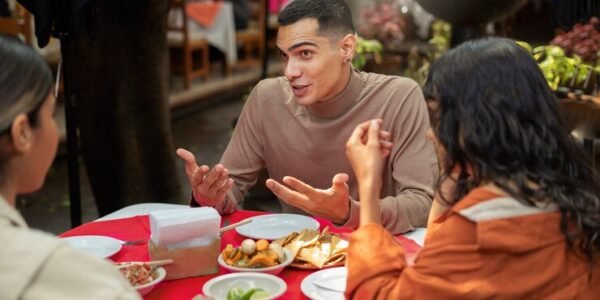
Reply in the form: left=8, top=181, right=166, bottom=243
left=177, top=0, right=438, bottom=234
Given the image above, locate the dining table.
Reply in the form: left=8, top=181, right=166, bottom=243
left=60, top=209, right=423, bottom=299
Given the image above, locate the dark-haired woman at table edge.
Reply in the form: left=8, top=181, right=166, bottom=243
left=0, top=35, right=140, bottom=300
left=344, top=37, right=600, bottom=299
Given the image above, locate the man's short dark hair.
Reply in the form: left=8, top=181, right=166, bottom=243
left=278, top=0, right=355, bottom=39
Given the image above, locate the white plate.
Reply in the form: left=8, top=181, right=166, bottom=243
left=202, top=272, right=287, bottom=300
left=235, top=214, right=320, bottom=240
left=62, top=235, right=122, bottom=258
left=300, top=267, right=347, bottom=300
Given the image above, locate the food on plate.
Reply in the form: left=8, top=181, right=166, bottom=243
left=240, top=239, right=256, bottom=255
left=256, top=239, right=269, bottom=251
left=227, top=287, right=269, bottom=300
left=268, top=243, right=284, bottom=261
left=118, top=263, right=156, bottom=286
left=273, top=227, right=348, bottom=269
left=221, top=239, right=284, bottom=268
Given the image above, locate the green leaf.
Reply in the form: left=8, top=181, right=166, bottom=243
left=227, top=288, right=268, bottom=300
left=227, top=287, right=246, bottom=300
left=248, top=290, right=269, bottom=300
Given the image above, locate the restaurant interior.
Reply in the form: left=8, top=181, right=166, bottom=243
left=1, top=0, right=599, bottom=299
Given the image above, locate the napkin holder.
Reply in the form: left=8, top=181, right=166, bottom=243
left=149, top=237, right=220, bottom=280
left=148, top=207, right=221, bottom=280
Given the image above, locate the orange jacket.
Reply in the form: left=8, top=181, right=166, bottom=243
left=346, top=188, right=599, bottom=299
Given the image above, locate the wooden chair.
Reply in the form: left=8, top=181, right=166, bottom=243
left=167, top=0, right=210, bottom=89
left=234, top=0, right=266, bottom=69
left=0, top=3, right=32, bottom=45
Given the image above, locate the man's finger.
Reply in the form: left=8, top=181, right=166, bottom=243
left=332, top=173, right=349, bottom=192
left=209, top=168, right=230, bottom=191
left=176, top=148, right=195, bottom=164
left=192, top=165, right=210, bottom=186
left=282, top=176, right=315, bottom=195
left=203, top=164, right=224, bottom=187
left=266, top=179, right=308, bottom=207
left=177, top=148, right=198, bottom=174
left=214, top=178, right=234, bottom=202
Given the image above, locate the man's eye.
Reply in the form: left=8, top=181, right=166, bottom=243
left=300, top=50, right=312, bottom=59
left=279, top=51, right=288, bottom=60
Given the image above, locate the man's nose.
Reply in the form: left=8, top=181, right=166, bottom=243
left=284, top=60, right=301, bottom=81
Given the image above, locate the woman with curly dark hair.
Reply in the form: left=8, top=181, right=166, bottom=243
left=344, top=37, right=600, bottom=298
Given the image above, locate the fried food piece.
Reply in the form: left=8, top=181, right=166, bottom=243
left=256, top=239, right=269, bottom=251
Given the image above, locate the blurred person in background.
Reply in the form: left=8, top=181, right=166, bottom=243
left=228, top=0, right=250, bottom=30
left=344, top=37, right=600, bottom=298
left=0, top=35, right=139, bottom=300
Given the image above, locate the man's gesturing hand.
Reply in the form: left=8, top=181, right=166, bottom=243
left=265, top=173, right=351, bottom=224
left=176, top=148, right=234, bottom=207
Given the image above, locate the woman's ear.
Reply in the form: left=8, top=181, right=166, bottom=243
left=340, top=33, right=357, bottom=63
left=9, top=114, right=32, bottom=153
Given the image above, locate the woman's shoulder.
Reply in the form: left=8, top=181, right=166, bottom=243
left=0, top=227, right=138, bottom=299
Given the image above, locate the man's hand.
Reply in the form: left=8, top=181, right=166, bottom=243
left=176, top=148, right=234, bottom=207
left=265, top=173, right=351, bottom=224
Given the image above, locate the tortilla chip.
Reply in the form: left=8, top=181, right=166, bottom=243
left=274, top=227, right=348, bottom=269
left=297, top=245, right=331, bottom=268
left=273, top=231, right=299, bottom=247
left=325, top=252, right=346, bottom=265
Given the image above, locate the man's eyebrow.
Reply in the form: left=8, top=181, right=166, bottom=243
left=277, top=41, right=320, bottom=53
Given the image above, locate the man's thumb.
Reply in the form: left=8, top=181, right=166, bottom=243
left=332, top=173, right=349, bottom=189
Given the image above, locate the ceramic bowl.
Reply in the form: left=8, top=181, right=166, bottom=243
left=117, top=262, right=167, bottom=296
left=135, top=266, right=166, bottom=295
left=202, top=272, right=287, bottom=300
left=218, top=248, right=293, bottom=275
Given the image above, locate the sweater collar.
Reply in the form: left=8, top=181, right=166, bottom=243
left=0, top=195, right=28, bottom=228
left=305, top=67, right=363, bottom=118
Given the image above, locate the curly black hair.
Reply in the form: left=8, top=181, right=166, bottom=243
left=423, top=37, right=600, bottom=263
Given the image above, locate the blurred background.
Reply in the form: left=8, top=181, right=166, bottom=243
left=1, top=0, right=598, bottom=234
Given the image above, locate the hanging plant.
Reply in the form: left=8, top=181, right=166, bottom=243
left=353, top=36, right=383, bottom=70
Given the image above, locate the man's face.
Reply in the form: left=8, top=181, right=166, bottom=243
left=276, top=18, right=350, bottom=106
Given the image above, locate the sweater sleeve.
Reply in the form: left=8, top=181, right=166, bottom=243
left=217, top=82, right=267, bottom=213
left=344, top=83, right=437, bottom=234
left=380, top=84, right=436, bottom=234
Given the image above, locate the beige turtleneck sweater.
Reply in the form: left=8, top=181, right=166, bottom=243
left=216, top=69, right=438, bottom=234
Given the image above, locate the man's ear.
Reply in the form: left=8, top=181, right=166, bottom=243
left=10, top=114, right=32, bottom=153
left=340, top=33, right=357, bottom=63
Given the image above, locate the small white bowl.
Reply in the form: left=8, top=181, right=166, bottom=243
left=135, top=266, right=166, bottom=296
left=202, top=272, right=287, bottom=300
left=218, top=248, right=293, bottom=275
left=117, top=262, right=167, bottom=296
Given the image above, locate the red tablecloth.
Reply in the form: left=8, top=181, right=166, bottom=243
left=60, top=210, right=422, bottom=299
